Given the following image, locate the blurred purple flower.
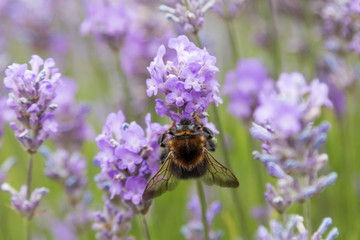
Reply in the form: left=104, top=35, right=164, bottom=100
left=159, top=0, right=215, bottom=34
left=3, top=55, right=61, bottom=153
left=52, top=78, right=94, bottom=151
left=1, top=183, right=48, bottom=219
left=181, top=195, right=223, bottom=240
left=80, top=0, right=136, bottom=50
left=0, top=158, right=16, bottom=186
left=0, top=96, right=15, bottom=142
left=212, top=0, right=246, bottom=20
left=147, top=35, right=221, bottom=125
left=94, top=110, right=166, bottom=213
left=4, top=0, right=69, bottom=61
left=92, top=199, right=134, bottom=240
left=223, top=58, right=272, bottom=122
left=43, top=148, right=87, bottom=204
left=256, top=215, right=339, bottom=240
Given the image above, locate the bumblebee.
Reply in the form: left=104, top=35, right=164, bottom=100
left=142, top=115, right=239, bottom=200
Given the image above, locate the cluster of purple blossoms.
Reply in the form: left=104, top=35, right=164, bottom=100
left=92, top=199, right=134, bottom=240
left=251, top=72, right=337, bottom=213
left=212, top=0, right=246, bottom=20
left=94, top=110, right=166, bottom=213
left=3, top=55, right=61, bottom=153
left=0, top=158, right=16, bottom=186
left=181, top=195, right=223, bottom=240
left=257, top=215, right=339, bottom=240
left=1, top=183, right=48, bottom=219
left=146, top=35, right=221, bottom=126
left=223, top=58, right=272, bottom=123
left=159, top=0, right=215, bottom=34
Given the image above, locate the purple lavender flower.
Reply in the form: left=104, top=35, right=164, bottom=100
left=147, top=35, right=221, bottom=125
left=223, top=58, right=272, bottom=122
left=80, top=0, right=136, bottom=50
left=251, top=72, right=336, bottom=213
left=43, top=149, right=87, bottom=204
left=0, top=158, right=16, bottom=186
left=92, top=199, right=134, bottom=240
left=1, top=183, right=48, bottom=219
left=3, top=55, right=61, bottom=153
left=94, top=110, right=166, bottom=213
left=159, top=0, right=215, bottom=34
left=212, top=0, right=246, bottom=20
left=52, top=78, right=94, bottom=151
left=181, top=195, right=223, bottom=240
left=256, top=215, right=339, bottom=240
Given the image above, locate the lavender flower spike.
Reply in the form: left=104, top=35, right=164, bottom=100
left=159, top=0, right=215, bottom=34
left=256, top=215, right=338, bottom=240
left=1, top=183, right=48, bottom=219
left=147, top=35, right=221, bottom=127
left=4, top=55, right=61, bottom=153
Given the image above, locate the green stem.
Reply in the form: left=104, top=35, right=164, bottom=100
left=267, top=0, right=281, bottom=77
left=196, top=180, right=209, bottom=240
left=225, top=20, right=240, bottom=63
left=194, top=33, right=202, bottom=49
left=304, top=0, right=315, bottom=78
left=304, top=199, right=311, bottom=239
left=114, top=53, right=133, bottom=119
left=141, top=215, right=151, bottom=240
left=26, top=153, right=34, bottom=200
left=25, top=153, right=34, bottom=240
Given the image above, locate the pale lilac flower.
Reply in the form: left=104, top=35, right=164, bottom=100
left=94, top=111, right=166, bottom=213
left=147, top=35, right=221, bottom=126
left=0, top=158, right=16, bottom=186
left=3, top=55, right=61, bottom=153
left=181, top=195, right=223, bottom=240
left=256, top=215, right=339, bottom=240
left=43, top=148, right=87, bottom=204
left=159, top=0, right=216, bottom=34
left=223, top=59, right=272, bottom=122
left=92, top=199, right=134, bottom=240
left=212, top=0, right=246, bottom=20
left=1, top=183, right=48, bottom=219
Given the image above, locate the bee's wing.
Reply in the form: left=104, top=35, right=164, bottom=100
left=201, top=148, right=239, bottom=188
left=142, top=152, right=178, bottom=200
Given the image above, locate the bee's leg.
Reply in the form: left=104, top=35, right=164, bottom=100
left=160, top=149, right=169, bottom=164
left=206, top=138, right=217, bottom=151
left=158, top=132, right=167, bottom=147
left=202, top=126, right=213, bottom=138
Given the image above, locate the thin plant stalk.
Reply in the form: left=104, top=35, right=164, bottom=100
left=266, top=0, right=281, bottom=77
left=196, top=180, right=210, bottom=240
left=141, top=215, right=151, bottom=240
left=194, top=32, right=251, bottom=239
left=304, top=199, right=311, bottom=239
left=225, top=20, right=240, bottom=63
left=25, top=153, right=34, bottom=240
left=114, top=53, right=134, bottom=120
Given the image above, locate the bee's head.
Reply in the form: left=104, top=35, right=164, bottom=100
left=176, top=118, right=196, bottom=133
